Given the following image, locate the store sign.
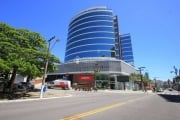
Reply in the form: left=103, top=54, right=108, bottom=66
left=78, top=75, right=94, bottom=81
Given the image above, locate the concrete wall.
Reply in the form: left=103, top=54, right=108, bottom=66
left=48, top=58, right=139, bottom=76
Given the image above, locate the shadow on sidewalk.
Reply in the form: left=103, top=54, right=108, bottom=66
left=158, top=94, right=180, bottom=103
left=0, top=88, right=41, bottom=100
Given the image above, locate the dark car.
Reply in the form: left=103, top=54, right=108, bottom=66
left=19, top=82, right=34, bottom=91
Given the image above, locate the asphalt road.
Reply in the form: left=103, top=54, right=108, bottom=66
left=0, top=90, right=179, bottom=120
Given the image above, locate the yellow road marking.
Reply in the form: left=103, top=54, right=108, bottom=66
left=60, top=96, right=145, bottom=120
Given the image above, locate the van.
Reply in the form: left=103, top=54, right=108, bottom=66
left=50, top=79, right=71, bottom=90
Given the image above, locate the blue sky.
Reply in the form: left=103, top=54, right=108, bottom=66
left=1, top=0, right=180, bottom=81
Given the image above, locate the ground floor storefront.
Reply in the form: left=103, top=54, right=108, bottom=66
left=46, top=73, right=142, bottom=90
left=47, top=58, right=141, bottom=90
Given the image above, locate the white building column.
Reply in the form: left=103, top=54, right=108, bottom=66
left=114, top=75, right=118, bottom=90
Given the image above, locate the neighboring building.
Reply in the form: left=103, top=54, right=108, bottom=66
left=48, top=6, right=139, bottom=90
left=113, top=16, right=134, bottom=65
left=120, top=33, right=134, bottom=66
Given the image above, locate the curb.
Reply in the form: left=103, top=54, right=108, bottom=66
left=102, top=90, right=153, bottom=94
left=0, top=94, right=72, bottom=103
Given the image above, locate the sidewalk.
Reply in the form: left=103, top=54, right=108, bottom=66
left=0, top=84, right=70, bottom=103
left=31, top=83, right=70, bottom=98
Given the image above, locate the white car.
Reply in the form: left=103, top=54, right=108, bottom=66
left=47, top=81, right=54, bottom=89
left=156, top=88, right=164, bottom=92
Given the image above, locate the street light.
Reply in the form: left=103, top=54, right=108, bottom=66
left=138, top=66, right=145, bottom=91
left=40, top=36, right=59, bottom=98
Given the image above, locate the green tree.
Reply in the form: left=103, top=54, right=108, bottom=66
left=0, top=23, right=60, bottom=92
left=129, top=73, right=141, bottom=81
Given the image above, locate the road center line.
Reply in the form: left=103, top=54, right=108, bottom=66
left=60, top=96, right=146, bottom=120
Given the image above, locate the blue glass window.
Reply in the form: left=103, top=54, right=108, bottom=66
left=69, top=21, right=113, bottom=33
left=120, top=36, right=130, bottom=40
left=67, top=32, right=114, bottom=44
left=70, top=16, right=113, bottom=29
left=121, top=44, right=132, bottom=48
left=121, top=40, right=132, bottom=44
left=70, top=11, right=113, bottom=26
left=125, top=59, right=134, bottom=62
left=115, top=50, right=119, bottom=53
left=68, top=26, right=114, bottom=39
left=66, top=44, right=114, bottom=55
left=122, top=51, right=133, bottom=55
left=122, top=56, right=134, bottom=60
left=115, top=44, right=119, bottom=49
left=67, top=38, right=114, bottom=50
left=121, top=47, right=132, bottom=51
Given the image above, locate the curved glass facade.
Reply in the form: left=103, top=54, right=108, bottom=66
left=65, top=7, right=116, bottom=62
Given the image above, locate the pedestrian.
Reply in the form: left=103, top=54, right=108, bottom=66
left=43, top=84, right=47, bottom=93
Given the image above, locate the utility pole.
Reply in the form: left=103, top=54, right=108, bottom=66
left=40, top=36, right=59, bottom=98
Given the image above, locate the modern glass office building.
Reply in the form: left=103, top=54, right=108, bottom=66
left=48, top=6, right=139, bottom=90
left=65, top=7, right=116, bottom=62
left=120, top=33, right=134, bottom=66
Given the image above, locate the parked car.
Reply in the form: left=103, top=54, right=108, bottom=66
left=18, top=82, right=34, bottom=91
left=53, top=79, right=71, bottom=90
left=156, top=88, right=164, bottom=92
left=47, top=81, right=54, bottom=89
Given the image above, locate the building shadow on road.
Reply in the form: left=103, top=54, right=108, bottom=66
left=158, top=94, right=180, bottom=103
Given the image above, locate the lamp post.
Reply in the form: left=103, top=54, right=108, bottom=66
left=138, top=67, right=145, bottom=91
left=40, top=36, right=59, bottom=98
